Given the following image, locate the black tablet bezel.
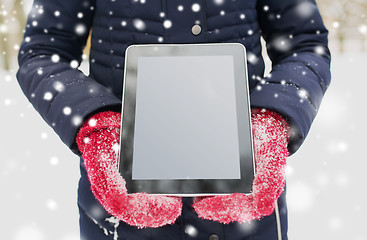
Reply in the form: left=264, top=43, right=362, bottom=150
left=119, top=43, right=254, bottom=195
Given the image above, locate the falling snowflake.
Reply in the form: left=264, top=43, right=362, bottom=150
left=4, top=74, right=12, bottom=82
left=88, top=118, right=97, bottom=127
left=133, top=18, right=145, bottom=31
left=214, top=0, right=224, bottom=5
left=285, top=165, right=294, bottom=176
left=272, top=36, right=292, bottom=52
left=40, top=132, right=48, bottom=139
left=51, top=54, right=60, bottom=63
left=14, top=225, right=45, bottom=240
left=163, top=19, right=172, bottom=29
left=43, top=92, right=53, bottom=101
left=297, top=88, right=308, bottom=98
left=247, top=52, right=258, bottom=64
left=358, top=24, right=367, bottom=35
left=112, top=143, right=120, bottom=153
left=50, top=156, right=59, bottom=166
left=72, top=115, right=83, bottom=126
left=295, top=1, right=315, bottom=18
left=177, top=5, right=184, bottom=11
left=77, top=12, right=83, bottom=18
left=185, top=225, right=198, bottom=237
left=315, top=46, right=325, bottom=55
left=70, top=60, right=79, bottom=69
left=4, top=98, right=11, bottom=106
left=75, top=23, right=87, bottom=36
left=332, top=21, right=340, bottom=29
left=63, top=106, right=72, bottom=115
left=46, top=199, right=59, bottom=211
left=53, top=81, right=65, bottom=92
left=54, top=10, right=60, bottom=17
left=328, top=217, right=342, bottom=230
left=192, top=3, right=200, bottom=12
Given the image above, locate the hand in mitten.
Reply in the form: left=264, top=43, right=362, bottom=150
left=192, top=109, right=289, bottom=223
left=76, top=111, right=182, bottom=228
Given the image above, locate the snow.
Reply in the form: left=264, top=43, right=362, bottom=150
left=51, top=54, right=60, bottom=63
left=88, top=118, right=97, bottom=127
left=191, top=3, right=200, bottom=12
left=53, top=81, right=65, bottom=92
left=214, top=0, right=225, bottom=6
left=1, top=10, right=367, bottom=239
left=185, top=224, right=198, bottom=237
left=46, top=199, right=59, bottom=211
left=133, top=18, right=145, bottom=31
left=163, top=19, right=172, bottom=29
left=50, top=157, right=59, bottom=166
left=74, top=23, right=86, bottom=36
left=43, top=92, right=53, bottom=101
left=69, top=60, right=78, bottom=69
left=72, top=115, right=83, bottom=126
left=14, top=225, right=45, bottom=240
left=295, top=1, right=315, bottom=18
left=63, top=106, right=72, bottom=115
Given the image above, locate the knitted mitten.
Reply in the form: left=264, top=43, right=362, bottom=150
left=76, top=111, right=182, bottom=228
left=192, top=109, right=289, bottom=223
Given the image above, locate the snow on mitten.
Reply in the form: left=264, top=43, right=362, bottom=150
left=76, top=111, right=182, bottom=228
left=192, top=109, right=289, bottom=223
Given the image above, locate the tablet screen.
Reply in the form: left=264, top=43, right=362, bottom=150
left=119, top=44, right=254, bottom=195
left=132, top=56, right=241, bottom=180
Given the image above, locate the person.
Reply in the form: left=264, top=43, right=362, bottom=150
left=17, top=0, right=331, bottom=239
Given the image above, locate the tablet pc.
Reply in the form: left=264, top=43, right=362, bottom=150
left=119, top=43, right=254, bottom=196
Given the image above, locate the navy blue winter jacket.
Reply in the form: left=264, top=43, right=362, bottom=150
left=17, top=0, right=331, bottom=239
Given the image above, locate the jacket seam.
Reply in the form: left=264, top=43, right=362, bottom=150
left=274, top=59, right=327, bottom=93
left=302, top=62, right=326, bottom=93
left=201, top=0, right=209, bottom=42
left=264, top=80, right=318, bottom=111
left=44, top=79, right=87, bottom=117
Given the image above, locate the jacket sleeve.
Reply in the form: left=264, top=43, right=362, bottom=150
left=252, top=0, right=331, bottom=154
left=16, top=0, right=122, bottom=155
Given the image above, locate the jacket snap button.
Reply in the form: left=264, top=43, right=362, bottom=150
left=191, top=24, right=202, bottom=35
left=209, top=234, right=220, bottom=240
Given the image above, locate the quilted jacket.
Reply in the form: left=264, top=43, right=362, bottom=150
left=17, top=0, right=330, bottom=239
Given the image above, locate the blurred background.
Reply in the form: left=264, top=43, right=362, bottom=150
left=0, top=0, right=366, bottom=239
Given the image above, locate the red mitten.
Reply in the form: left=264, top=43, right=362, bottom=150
left=192, top=109, right=289, bottom=223
left=76, top=111, right=182, bottom=228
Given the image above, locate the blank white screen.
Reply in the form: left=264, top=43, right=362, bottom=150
left=132, top=56, right=241, bottom=180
